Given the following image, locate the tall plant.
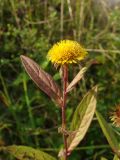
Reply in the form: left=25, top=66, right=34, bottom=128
left=20, top=40, right=97, bottom=160
left=0, top=40, right=97, bottom=160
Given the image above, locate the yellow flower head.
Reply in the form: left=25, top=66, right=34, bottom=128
left=47, top=40, right=88, bottom=65
left=110, top=105, right=120, bottom=127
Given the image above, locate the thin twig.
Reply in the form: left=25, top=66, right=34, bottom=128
left=87, top=49, right=120, bottom=54
left=24, top=18, right=72, bottom=25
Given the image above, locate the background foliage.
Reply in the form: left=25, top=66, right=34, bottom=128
left=0, top=0, right=120, bottom=159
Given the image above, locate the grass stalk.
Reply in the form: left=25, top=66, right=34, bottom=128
left=60, top=0, right=64, bottom=39
left=22, top=75, right=39, bottom=146
left=23, top=74, right=35, bottom=128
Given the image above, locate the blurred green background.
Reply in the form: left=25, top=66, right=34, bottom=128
left=0, top=0, right=120, bottom=159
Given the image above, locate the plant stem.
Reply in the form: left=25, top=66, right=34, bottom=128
left=62, top=65, right=68, bottom=160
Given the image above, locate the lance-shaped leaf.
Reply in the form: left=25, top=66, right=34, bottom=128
left=101, top=157, right=108, bottom=160
left=0, top=145, right=56, bottom=160
left=67, top=86, right=97, bottom=152
left=66, top=67, right=87, bottom=93
left=96, top=111, right=120, bottom=156
left=20, top=55, right=62, bottom=107
left=58, top=86, right=97, bottom=157
left=113, top=155, right=119, bottom=160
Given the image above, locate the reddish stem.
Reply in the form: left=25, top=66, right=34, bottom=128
left=62, top=64, right=68, bottom=160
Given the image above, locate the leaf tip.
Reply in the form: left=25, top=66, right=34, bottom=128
left=93, top=85, right=98, bottom=93
left=20, top=55, right=27, bottom=62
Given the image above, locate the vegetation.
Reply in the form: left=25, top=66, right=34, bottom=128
left=0, top=0, right=120, bottom=159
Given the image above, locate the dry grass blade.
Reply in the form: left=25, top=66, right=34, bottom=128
left=20, top=55, right=63, bottom=107
left=66, top=67, right=87, bottom=93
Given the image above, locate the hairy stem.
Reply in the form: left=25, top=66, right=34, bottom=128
left=62, top=64, right=68, bottom=160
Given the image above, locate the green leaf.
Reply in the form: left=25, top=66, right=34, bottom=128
left=96, top=111, right=120, bottom=156
left=0, top=91, right=10, bottom=107
left=58, top=86, right=97, bottom=157
left=101, top=157, right=108, bottom=160
left=0, top=145, right=56, bottom=160
left=68, top=86, right=97, bottom=152
left=113, top=155, right=119, bottom=160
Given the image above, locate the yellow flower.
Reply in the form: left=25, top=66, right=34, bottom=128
left=47, top=40, right=88, bottom=65
left=110, top=105, right=120, bottom=127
